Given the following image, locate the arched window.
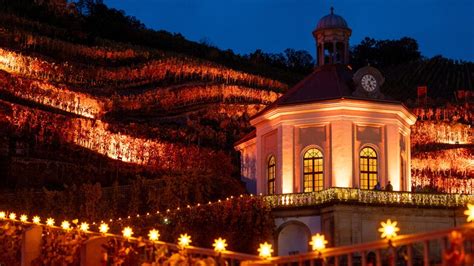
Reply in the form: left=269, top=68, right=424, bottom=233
left=267, top=156, right=276, bottom=195
left=303, top=148, right=324, bottom=192
left=360, top=147, right=378, bottom=189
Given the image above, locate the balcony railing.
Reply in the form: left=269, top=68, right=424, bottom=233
left=246, top=222, right=474, bottom=266
left=263, top=188, right=474, bottom=209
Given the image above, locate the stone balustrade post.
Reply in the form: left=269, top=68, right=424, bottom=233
left=80, top=236, right=108, bottom=266
left=21, top=225, right=42, bottom=266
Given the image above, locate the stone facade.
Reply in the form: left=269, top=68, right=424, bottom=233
left=235, top=99, right=416, bottom=194
left=273, top=203, right=467, bottom=256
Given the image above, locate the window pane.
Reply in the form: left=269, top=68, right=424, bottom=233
left=360, top=147, right=378, bottom=189
left=267, top=156, right=276, bottom=194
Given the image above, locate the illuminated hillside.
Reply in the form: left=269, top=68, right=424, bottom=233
left=0, top=14, right=285, bottom=193
left=0, top=11, right=471, bottom=197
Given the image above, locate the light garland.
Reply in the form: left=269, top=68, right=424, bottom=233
left=80, top=222, right=90, bottom=232
left=213, top=237, right=228, bottom=252
left=122, top=226, right=133, bottom=238
left=46, top=218, right=55, bottom=226
left=309, top=233, right=328, bottom=252
left=0, top=199, right=469, bottom=255
left=258, top=242, right=273, bottom=259
left=32, top=216, right=41, bottom=224
left=61, top=220, right=71, bottom=230
left=9, top=189, right=437, bottom=236
left=148, top=229, right=160, bottom=242
left=20, top=214, right=28, bottom=222
left=465, top=204, right=474, bottom=222
left=98, top=194, right=245, bottom=227
left=0, top=194, right=246, bottom=232
left=99, top=223, right=109, bottom=234
left=378, top=219, right=400, bottom=239
left=0, top=205, right=469, bottom=260
left=178, top=233, right=192, bottom=248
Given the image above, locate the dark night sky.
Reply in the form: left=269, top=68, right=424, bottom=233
left=103, top=0, right=474, bottom=61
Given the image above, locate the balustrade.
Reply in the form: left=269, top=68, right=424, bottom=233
left=263, top=188, right=474, bottom=209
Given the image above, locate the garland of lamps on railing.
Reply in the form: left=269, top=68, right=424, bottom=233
left=0, top=203, right=473, bottom=259
left=25, top=188, right=467, bottom=231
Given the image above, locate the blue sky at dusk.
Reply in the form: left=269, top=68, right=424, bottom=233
left=103, top=0, right=474, bottom=61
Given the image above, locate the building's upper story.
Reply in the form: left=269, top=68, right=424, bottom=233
left=235, top=8, right=417, bottom=195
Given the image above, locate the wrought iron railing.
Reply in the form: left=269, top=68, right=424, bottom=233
left=263, top=188, right=474, bottom=209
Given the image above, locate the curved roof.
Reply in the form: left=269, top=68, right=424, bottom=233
left=250, top=64, right=399, bottom=120
left=315, top=7, right=349, bottom=31
left=253, top=64, right=354, bottom=116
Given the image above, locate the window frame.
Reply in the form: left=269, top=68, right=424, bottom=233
left=302, top=147, right=324, bottom=192
left=267, top=155, right=276, bottom=195
left=359, top=146, right=378, bottom=190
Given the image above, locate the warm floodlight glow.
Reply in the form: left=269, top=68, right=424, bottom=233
left=9, top=212, right=16, bottom=220
left=465, top=204, right=474, bottom=222
left=20, top=214, right=28, bottom=222
left=148, top=229, right=160, bottom=241
left=258, top=242, right=273, bottom=259
left=32, top=216, right=41, bottom=224
left=213, top=237, right=228, bottom=252
left=99, top=223, right=109, bottom=234
left=0, top=211, right=5, bottom=219
left=309, top=233, right=328, bottom=252
left=178, top=233, right=192, bottom=248
left=46, top=218, right=55, bottom=226
left=378, top=219, right=400, bottom=239
left=61, top=220, right=71, bottom=230
left=122, top=226, right=133, bottom=238
left=80, top=222, right=89, bottom=232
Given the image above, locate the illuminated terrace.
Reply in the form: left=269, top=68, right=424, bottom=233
left=263, top=187, right=474, bottom=209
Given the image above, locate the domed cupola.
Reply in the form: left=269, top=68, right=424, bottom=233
left=313, top=7, right=352, bottom=66
left=315, top=7, right=350, bottom=31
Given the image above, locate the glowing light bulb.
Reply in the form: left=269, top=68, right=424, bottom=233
left=465, top=203, right=474, bottom=222
left=46, top=218, right=55, bottom=226
left=9, top=212, right=16, bottom=220
left=0, top=212, right=5, bottom=219
left=122, top=226, right=133, bottom=238
left=213, top=237, right=228, bottom=252
left=378, top=219, right=400, bottom=239
left=99, top=223, right=109, bottom=234
left=32, top=216, right=41, bottom=224
left=178, top=233, right=192, bottom=248
left=19, top=214, right=28, bottom=222
left=148, top=229, right=160, bottom=241
left=258, top=242, right=273, bottom=259
left=309, top=233, right=328, bottom=252
left=80, top=222, right=89, bottom=232
left=61, top=220, right=71, bottom=230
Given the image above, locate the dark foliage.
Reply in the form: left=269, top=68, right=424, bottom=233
left=382, top=56, right=474, bottom=101
left=351, top=37, right=422, bottom=69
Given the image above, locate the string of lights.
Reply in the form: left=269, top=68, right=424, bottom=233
left=2, top=188, right=471, bottom=238
left=69, top=188, right=474, bottom=229
left=89, top=193, right=259, bottom=227
left=0, top=210, right=228, bottom=253
left=1, top=204, right=473, bottom=259
left=0, top=202, right=474, bottom=259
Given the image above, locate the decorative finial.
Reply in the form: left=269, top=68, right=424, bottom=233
left=330, top=6, right=334, bottom=15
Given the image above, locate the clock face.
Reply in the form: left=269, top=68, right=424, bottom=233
left=361, top=74, right=377, bottom=92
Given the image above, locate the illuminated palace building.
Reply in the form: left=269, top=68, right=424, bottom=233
left=235, top=8, right=472, bottom=256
